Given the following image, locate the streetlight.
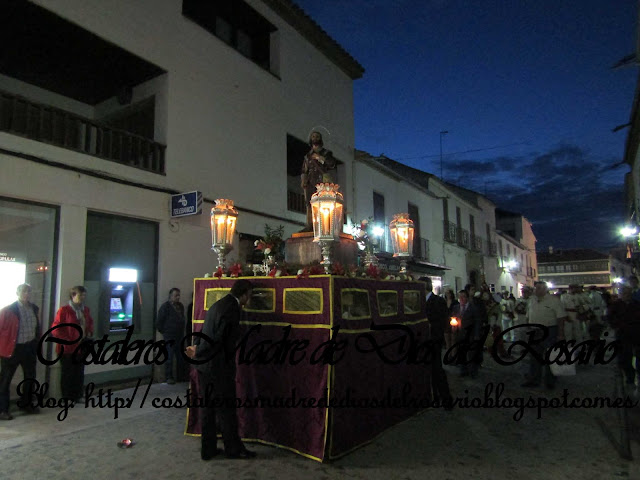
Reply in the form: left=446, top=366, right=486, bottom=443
left=439, top=130, right=448, bottom=180
left=620, top=226, right=638, bottom=237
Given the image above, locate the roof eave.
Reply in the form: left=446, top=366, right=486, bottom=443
left=261, top=0, right=365, bottom=80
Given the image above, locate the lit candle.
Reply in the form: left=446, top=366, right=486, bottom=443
left=322, top=206, right=331, bottom=234
left=450, top=317, right=459, bottom=327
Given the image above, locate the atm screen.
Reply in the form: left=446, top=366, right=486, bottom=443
left=110, top=297, right=123, bottom=311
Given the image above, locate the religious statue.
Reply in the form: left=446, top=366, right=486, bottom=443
left=300, top=131, right=337, bottom=231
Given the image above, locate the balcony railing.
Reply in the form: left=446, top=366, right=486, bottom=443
left=287, top=190, right=306, bottom=214
left=457, top=227, right=470, bottom=249
left=414, top=237, right=429, bottom=261
left=0, top=90, right=166, bottom=174
left=471, top=234, right=483, bottom=252
left=443, top=220, right=457, bottom=243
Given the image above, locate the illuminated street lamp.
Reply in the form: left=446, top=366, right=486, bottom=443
left=210, top=199, right=238, bottom=270
left=311, top=183, right=344, bottom=273
left=620, top=226, right=638, bottom=238
left=389, top=213, right=415, bottom=274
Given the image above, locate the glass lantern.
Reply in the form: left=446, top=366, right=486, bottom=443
left=310, top=183, right=344, bottom=272
left=210, top=198, right=238, bottom=269
left=389, top=213, right=415, bottom=273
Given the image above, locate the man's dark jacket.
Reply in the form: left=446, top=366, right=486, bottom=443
left=194, top=294, right=241, bottom=379
left=157, top=301, right=185, bottom=340
left=425, top=293, right=448, bottom=343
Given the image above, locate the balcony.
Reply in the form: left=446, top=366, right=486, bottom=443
left=457, top=227, right=470, bottom=249
left=0, top=91, right=166, bottom=174
left=471, top=234, right=483, bottom=253
left=287, top=190, right=306, bottom=214
left=443, top=220, right=457, bottom=243
left=414, top=237, right=429, bottom=261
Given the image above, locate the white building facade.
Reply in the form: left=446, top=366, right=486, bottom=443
left=0, top=0, right=363, bottom=390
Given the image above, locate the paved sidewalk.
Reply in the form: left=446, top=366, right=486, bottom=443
left=1, top=353, right=639, bottom=480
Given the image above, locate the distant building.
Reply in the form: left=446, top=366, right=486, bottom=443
left=353, top=151, right=537, bottom=296
left=537, top=248, right=631, bottom=291
left=495, top=208, right=537, bottom=294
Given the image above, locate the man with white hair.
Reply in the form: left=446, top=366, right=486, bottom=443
left=523, top=281, right=567, bottom=389
left=0, top=284, right=41, bottom=420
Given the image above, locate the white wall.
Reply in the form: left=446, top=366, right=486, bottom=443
left=26, top=0, right=356, bottom=222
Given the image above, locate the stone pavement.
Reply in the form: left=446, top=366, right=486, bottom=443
left=1, top=349, right=640, bottom=480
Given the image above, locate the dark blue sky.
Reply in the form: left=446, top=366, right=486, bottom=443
left=294, top=0, right=638, bottom=252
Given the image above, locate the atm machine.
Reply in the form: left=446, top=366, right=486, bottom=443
left=106, top=267, right=139, bottom=332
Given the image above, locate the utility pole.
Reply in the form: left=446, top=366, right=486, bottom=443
left=439, top=130, right=448, bottom=180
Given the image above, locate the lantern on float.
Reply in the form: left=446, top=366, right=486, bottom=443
left=310, top=183, right=344, bottom=272
left=210, top=199, right=238, bottom=269
left=389, top=213, right=415, bottom=274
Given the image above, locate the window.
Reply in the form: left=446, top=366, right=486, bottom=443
left=205, top=288, right=231, bottom=310
left=182, top=0, right=277, bottom=72
left=245, top=288, right=275, bottom=313
left=283, top=288, right=323, bottom=314
left=408, top=203, right=421, bottom=258
left=286, top=135, right=308, bottom=214
left=0, top=197, right=57, bottom=338
left=442, top=198, right=449, bottom=222
left=377, top=291, right=398, bottom=317
left=341, top=289, right=370, bottom=319
left=373, top=192, right=385, bottom=224
left=469, top=214, right=475, bottom=237
left=404, top=291, right=421, bottom=314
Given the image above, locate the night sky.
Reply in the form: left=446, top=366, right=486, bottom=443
left=293, top=0, right=638, bottom=252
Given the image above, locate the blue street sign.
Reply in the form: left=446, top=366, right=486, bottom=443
left=170, top=191, right=202, bottom=217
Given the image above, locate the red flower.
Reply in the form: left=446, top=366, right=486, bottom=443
left=213, top=267, right=224, bottom=278
left=268, top=267, right=278, bottom=277
left=228, top=263, right=243, bottom=277
left=366, top=263, right=380, bottom=279
left=331, top=262, right=345, bottom=276
left=297, top=268, right=309, bottom=279
left=309, top=265, right=324, bottom=275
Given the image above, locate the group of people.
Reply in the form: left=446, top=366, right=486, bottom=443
left=0, top=282, right=193, bottom=421
left=437, top=281, right=585, bottom=391
left=0, top=283, right=93, bottom=420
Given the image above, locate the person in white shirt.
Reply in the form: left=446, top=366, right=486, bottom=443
left=499, top=292, right=516, bottom=342
left=522, top=281, right=567, bottom=389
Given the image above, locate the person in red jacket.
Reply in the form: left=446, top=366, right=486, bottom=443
left=0, top=283, right=41, bottom=420
left=52, top=286, right=94, bottom=403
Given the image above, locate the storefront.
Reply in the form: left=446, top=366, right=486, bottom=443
left=0, top=196, right=59, bottom=392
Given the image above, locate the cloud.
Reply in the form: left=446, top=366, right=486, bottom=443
left=448, top=145, right=625, bottom=251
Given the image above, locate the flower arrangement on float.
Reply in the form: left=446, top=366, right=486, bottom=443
left=254, top=224, right=285, bottom=261
left=203, top=260, right=413, bottom=281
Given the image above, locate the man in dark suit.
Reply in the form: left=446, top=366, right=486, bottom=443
left=451, top=289, right=485, bottom=378
left=419, top=277, right=453, bottom=411
left=185, top=279, right=256, bottom=460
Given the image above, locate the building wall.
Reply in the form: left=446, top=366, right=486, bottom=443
left=1, top=0, right=358, bottom=387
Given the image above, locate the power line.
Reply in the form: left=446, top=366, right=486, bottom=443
left=394, top=141, right=530, bottom=161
